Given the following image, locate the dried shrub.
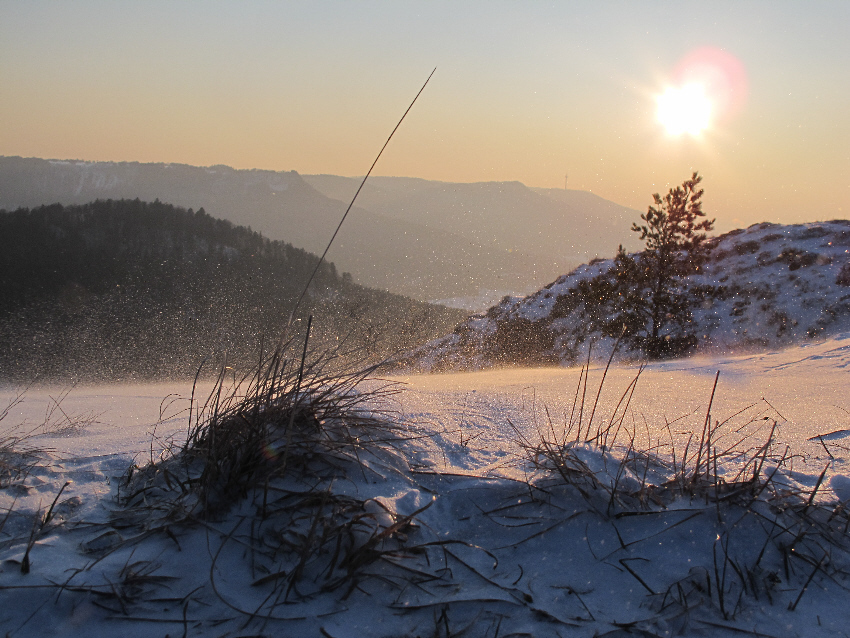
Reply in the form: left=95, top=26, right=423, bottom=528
left=778, top=247, right=818, bottom=271
left=836, top=261, right=850, bottom=286
left=487, top=317, right=558, bottom=366
left=733, top=240, right=760, bottom=256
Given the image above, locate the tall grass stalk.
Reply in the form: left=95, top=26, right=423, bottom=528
left=286, top=68, right=436, bottom=330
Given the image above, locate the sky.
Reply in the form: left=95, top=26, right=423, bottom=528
left=1, top=0, right=848, bottom=231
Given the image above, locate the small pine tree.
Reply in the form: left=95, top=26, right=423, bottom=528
left=611, top=172, right=714, bottom=358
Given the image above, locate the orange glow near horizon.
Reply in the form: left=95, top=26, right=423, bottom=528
left=1, top=4, right=847, bottom=229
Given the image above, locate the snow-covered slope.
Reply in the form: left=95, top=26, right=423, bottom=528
left=4, top=338, right=850, bottom=637
left=408, top=220, right=850, bottom=371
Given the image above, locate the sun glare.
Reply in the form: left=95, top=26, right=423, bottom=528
left=657, top=84, right=711, bottom=136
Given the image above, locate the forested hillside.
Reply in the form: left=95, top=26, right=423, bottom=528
left=0, top=199, right=465, bottom=381
left=0, top=157, right=564, bottom=303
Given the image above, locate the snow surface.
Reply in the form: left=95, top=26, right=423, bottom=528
left=3, top=338, right=850, bottom=637
left=411, top=220, right=850, bottom=371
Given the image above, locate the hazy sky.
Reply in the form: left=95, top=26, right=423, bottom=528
left=1, top=1, right=848, bottom=231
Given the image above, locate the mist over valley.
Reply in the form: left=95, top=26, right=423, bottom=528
left=0, top=156, right=642, bottom=307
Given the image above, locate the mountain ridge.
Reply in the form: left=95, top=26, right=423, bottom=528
left=303, top=173, right=643, bottom=265
left=1, top=156, right=641, bottom=306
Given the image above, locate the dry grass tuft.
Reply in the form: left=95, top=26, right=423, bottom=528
left=513, top=350, right=850, bottom=622
left=38, top=387, right=101, bottom=437
left=112, top=320, right=452, bottom=609
left=515, top=357, right=792, bottom=511
left=120, top=326, right=405, bottom=518
left=0, top=389, right=43, bottom=489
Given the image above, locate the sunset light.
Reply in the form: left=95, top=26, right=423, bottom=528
left=2, top=4, right=850, bottom=636
left=670, top=47, right=748, bottom=124
left=656, top=83, right=711, bottom=136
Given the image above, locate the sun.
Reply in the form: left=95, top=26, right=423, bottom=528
left=656, top=83, right=711, bottom=136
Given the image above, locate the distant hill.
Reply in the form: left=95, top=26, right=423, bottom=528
left=0, top=199, right=465, bottom=381
left=403, top=220, right=850, bottom=371
left=303, top=175, right=643, bottom=266
left=0, top=157, right=642, bottom=307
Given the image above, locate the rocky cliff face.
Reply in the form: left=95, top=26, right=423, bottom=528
left=406, top=220, right=850, bottom=371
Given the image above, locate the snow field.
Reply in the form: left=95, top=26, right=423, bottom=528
left=2, top=336, right=850, bottom=636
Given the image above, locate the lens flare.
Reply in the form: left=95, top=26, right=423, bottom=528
left=656, top=47, right=748, bottom=137
left=673, top=47, right=748, bottom=120
left=657, top=84, right=711, bottom=135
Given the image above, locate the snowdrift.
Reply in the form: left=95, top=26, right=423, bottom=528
left=4, top=338, right=850, bottom=636
left=406, top=220, right=850, bottom=372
